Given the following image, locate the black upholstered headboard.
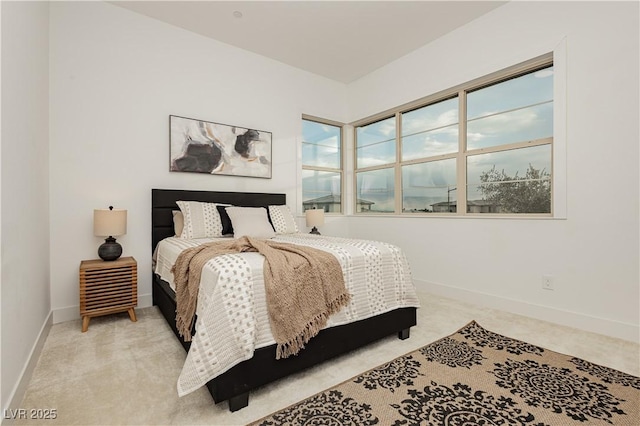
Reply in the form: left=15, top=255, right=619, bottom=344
left=151, top=189, right=286, bottom=252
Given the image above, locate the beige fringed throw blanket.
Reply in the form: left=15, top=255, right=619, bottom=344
left=171, top=236, right=351, bottom=359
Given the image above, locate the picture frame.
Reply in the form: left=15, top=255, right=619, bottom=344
left=169, top=115, right=272, bottom=179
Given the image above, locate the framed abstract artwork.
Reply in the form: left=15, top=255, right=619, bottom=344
left=169, top=115, right=272, bottom=179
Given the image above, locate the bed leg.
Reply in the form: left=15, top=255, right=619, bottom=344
left=228, top=393, right=249, bottom=412
left=398, top=328, right=410, bottom=340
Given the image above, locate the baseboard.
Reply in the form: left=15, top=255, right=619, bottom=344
left=51, top=293, right=153, bottom=324
left=139, top=293, right=152, bottom=309
left=415, top=279, right=639, bottom=344
left=2, top=311, right=53, bottom=426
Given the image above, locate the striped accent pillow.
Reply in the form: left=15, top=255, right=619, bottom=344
left=176, top=201, right=229, bottom=239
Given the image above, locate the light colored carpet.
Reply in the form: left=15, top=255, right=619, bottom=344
left=13, top=292, right=640, bottom=425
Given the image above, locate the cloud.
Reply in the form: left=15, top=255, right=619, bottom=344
left=402, top=106, right=458, bottom=136
left=467, top=103, right=551, bottom=149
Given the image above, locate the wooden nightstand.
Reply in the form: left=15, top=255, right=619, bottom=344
left=79, top=256, right=138, bottom=332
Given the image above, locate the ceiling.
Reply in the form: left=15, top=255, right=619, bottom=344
left=112, top=1, right=506, bottom=83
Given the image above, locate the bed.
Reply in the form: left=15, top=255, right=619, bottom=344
left=151, top=188, right=418, bottom=411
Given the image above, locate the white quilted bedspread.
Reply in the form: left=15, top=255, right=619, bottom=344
left=154, top=233, right=420, bottom=397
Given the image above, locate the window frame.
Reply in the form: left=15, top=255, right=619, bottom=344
left=352, top=53, right=555, bottom=217
left=301, top=114, right=345, bottom=214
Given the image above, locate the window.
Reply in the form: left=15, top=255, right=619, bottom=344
left=301, top=116, right=343, bottom=213
left=400, top=96, right=459, bottom=213
left=354, top=57, right=554, bottom=216
left=355, top=117, right=396, bottom=213
left=465, top=67, right=553, bottom=214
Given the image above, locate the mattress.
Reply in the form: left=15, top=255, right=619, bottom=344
left=154, top=233, right=420, bottom=396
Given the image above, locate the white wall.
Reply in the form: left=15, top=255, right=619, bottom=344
left=346, top=1, right=639, bottom=342
left=1, top=0, right=51, bottom=413
left=1, top=1, right=637, bottom=411
left=48, top=2, right=348, bottom=321
left=49, top=2, right=639, bottom=342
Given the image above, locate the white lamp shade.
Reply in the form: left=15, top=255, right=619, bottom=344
left=94, top=208, right=127, bottom=237
left=305, top=209, right=325, bottom=227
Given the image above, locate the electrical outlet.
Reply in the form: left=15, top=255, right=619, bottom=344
left=542, top=275, right=554, bottom=290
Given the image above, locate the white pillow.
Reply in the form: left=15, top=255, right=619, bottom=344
left=226, top=207, right=276, bottom=239
left=172, top=210, right=184, bottom=237
left=268, top=205, right=298, bottom=234
left=176, top=201, right=229, bottom=239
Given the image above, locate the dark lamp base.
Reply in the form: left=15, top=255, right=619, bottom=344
left=309, top=227, right=321, bottom=235
left=98, top=236, right=123, bottom=261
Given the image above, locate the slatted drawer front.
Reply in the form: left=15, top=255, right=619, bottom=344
left=80, top=258, right=137, bottom=316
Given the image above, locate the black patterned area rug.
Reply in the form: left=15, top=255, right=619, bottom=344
left=249, top=321, right=640, bottom=426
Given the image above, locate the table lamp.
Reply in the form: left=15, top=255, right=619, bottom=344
left=305, top=208, right=324, bottom=235
left=94, top=206, right=127, bottom=261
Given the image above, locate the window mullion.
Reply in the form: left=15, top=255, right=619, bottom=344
left=466, top=137, right=552, bottom=156
left=303, top=165, right=341, bottom=173
left=395, top=112, right=402, bottom=214
left=457, top=90, right=467, bottom=215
